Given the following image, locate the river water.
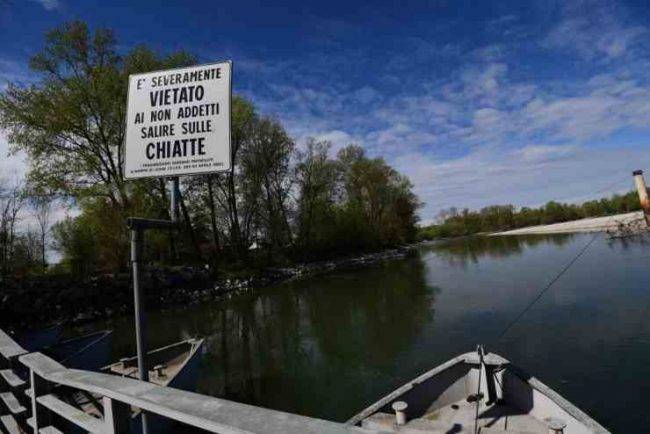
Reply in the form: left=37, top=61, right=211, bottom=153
left=81, top=233, right=650, bottom=433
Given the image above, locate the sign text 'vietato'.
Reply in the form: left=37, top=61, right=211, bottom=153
left=124, top=61, right=231, bottom=179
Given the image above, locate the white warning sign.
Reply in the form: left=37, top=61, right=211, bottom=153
left=124, top=61, right=231, bottom=179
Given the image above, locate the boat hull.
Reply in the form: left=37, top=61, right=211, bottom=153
left=348, top=351, right=610, bottom=434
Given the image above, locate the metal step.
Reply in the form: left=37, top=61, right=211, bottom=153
left=0, top=414, right=20, bottom=434
left=26, top=417, right=65, bottom=434
left=0, top=392, right=26, bottom=416
left=0, top=370, right=26, bottom=389
left=39, top=426, right=64, bottom=434
left=36, top=394, right=104, bottom=433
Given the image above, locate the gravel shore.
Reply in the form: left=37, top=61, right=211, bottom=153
left=492, top=211, right=646, bottom=235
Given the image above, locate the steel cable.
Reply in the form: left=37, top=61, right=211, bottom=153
left=495, top=232, right=601, bottom=341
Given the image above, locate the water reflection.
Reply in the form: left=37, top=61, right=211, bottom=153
left=205, top=259, right=437, bottom=420
left=91, top=257, right=436, bottom=422
left=605, top=232, right=650, bottom=251
left=423, top=234, right=575, bottom=267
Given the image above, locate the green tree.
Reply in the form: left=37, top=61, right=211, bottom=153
left=52, top=215, right=100, bottom=276
left=294, top=139, right=340, bottom=252
left=220, top=97, right=257, bottom=257
left=0, top=181, right=24, bottom=279
left=240, top=117, right=294, bottom=259
left=337, top=145, right=420, bottom=248
left=2, top=21, right=422, bottom=276
left=0, top=21, right=198, bottom=269
left=29, top=195, right=54, bottom=268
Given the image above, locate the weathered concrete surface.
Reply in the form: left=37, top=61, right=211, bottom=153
left=492, top=211, right=646, bottom=235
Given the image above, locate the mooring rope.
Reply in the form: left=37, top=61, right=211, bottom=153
left=495, top=232, right=601, bottom=341
left=473, top=345, right=485, bottom=434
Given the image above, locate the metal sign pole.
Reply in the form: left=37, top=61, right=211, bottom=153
left=128, top=218, right=175, bottom=434
left=130, top=226, right=149, bottom=434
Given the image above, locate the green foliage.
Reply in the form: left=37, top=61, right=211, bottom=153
left=291, top=144, right=420, bottom=260
left=294, top=139, right=340, bottom=253
left=7, top=230, right=43, bottom=276
left=1, top=21, right=421, bottom=275
left=0, top=20, right=199, bottom=228
left=418, top=190, right=643, bottom=240
left=240, top=117, right=294, bottom=257
left=52, top=215, right=100, bottom=276
left=0, top=182, right=25, bottom=279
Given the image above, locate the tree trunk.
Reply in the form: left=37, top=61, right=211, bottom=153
left=41, top=232, right=46, bottom=267
left=178, top=188, right=204, bottom=261
left=158, top=179, right=177, bottom=261
left=206, top=176, right=221, bottom=253
left=227, top=169, right=243, bottom=255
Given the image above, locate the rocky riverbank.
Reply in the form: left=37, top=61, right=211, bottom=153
left=1, top=245, right=415, bottom=329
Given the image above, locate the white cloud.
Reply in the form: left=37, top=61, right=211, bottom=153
left=521, top=77, right=650, bottom=142
left=0, top=132, right=27, bottom=183
left=29, top=0, right=61, bottom=11
left=245, top=36, right=650, bottom=221
left=304, top=130, right=359, bottom=156
left=460, top=63, right=508, bottom=99
left=394, top=143, right=647, bottom=218
left=543, top=1, right=646, bottom=60
left=516, top=145, right=577, bottom=163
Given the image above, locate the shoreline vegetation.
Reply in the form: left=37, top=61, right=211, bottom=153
left=1, top=245, right=416, bottom=329
left=417, top=190, right=646, bottom=240
left=0, top=20, right=420, bottom=318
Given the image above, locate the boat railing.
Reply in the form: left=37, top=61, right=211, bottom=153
left=0, top=328, right=374, bottom=434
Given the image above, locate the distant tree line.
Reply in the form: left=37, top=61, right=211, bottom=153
left=418, top=190, right=643, bottom=240
left=0, top=21, right=419, bottom=279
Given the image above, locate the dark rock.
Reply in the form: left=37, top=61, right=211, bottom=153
left=1, top=245, right=415, bottom=328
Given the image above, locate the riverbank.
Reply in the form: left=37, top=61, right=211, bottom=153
left=1, top=245, right=415, bottom=329
left=492, top=211, right=646, bottom=235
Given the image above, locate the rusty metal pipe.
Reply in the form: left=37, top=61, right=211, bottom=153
left=633, top=170, right=650, bottom=227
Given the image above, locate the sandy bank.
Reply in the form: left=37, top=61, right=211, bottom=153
left=492, top=211, right=645, bottom=235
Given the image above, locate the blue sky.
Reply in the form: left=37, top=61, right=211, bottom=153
left=2, top=0, right=650, bottom=223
